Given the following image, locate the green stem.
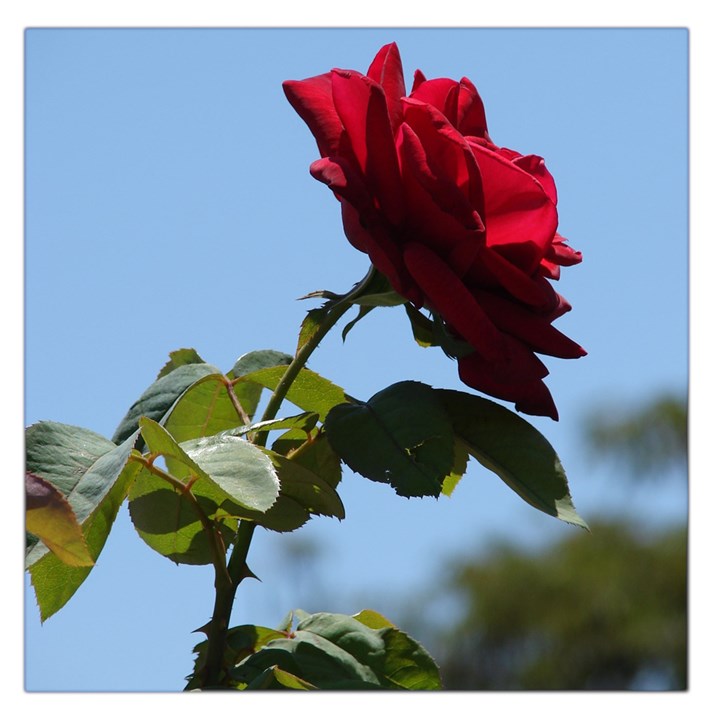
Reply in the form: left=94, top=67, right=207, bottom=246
left=199, top=265, right=378, bottom=688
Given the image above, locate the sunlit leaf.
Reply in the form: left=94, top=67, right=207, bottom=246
left=127, top=463, right=237, bottom=565
left=27, top=430, right=141, bottom=620
left=341, top=305, right=374, bottom=342
left=441, top=441, right=470, bottom=498
left=112, top=362, right=220, bottom=445
left=156, top=348, right=207, bottom=380
left=140, top=418, right=280, bottom=514
left=240, top=365, right=349, bottom=421
left=162, top=373, right=262, bottom=443
left=25, top=472, right=93, bottom=567
left=297, top=305, right=333, bottom=355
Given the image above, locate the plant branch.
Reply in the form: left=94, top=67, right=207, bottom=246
left=199, top=264, right=378, bottom=688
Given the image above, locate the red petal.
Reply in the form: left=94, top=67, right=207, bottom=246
left=474, top=289, right=587, bottom=359
left=456, top=77, right=490, bottom=139
left=366, top=42, right=406, bottom=133
left=283, top=74, right=344, bottom=158
left=411, top=68, right=427, bottom=93
left=403, top=242, right=505, bottom=362
left=467, top=139, right=558, bottom=273
left=402, top=98, right=484, bottom=218
left=331, top=69, right=404, bottom=225
left=458, top=352, right=559, bottom=420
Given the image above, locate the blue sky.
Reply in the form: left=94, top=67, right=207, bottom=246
left=23, top=27, right=688, bottom=691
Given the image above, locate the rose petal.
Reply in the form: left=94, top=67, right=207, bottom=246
left=366, top=42, right=406, bottom=133
left=468, top=139, right=558, bottom=272
left=474, top=289, right=587, bottom=359
left=458, top=352, right=559, bottom=420
left=331, top=69, right=404, bottom=225
left=283, top=74, right=344, bottom=158
left=403, top=241, right=505, bottom=362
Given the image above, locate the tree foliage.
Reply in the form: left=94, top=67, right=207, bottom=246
left=584, top=392, right=687, bottom=479
left=435, top=520, right=687, bottom=690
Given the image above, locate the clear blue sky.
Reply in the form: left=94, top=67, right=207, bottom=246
left=24, top=28, right=687, bottom=691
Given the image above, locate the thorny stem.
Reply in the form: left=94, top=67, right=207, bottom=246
left=199, top=266, right=379, bottom=688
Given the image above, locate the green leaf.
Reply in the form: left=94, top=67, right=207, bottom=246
left=112, top=362, right=221, bottom=445
left=233, top=629, right=380, bottom=689
left=162, top=373, right=263, bottom=444
left=186, top=624, right=288, bottom=689
left=140, top=418, right=280, bottom=514
left=267, top=450, right=344, bottom=517
left=297, top=305, right=333, bottom=355
left=437, top=389, right=587, bottom=529
left=26, top=422, right=117, bottom=501
left=156, top=348, right=207, bottom=379
left=404, top=304, right=436, bottom=348
left=26, top=422, right=122, bottom=566
left=27, top=431, right=141, bottom=620
left=353, top=609, right=395, bottom=630
left=241, top=365, right=349, bottom=421
left=129, top=419, right=281, bottom=564
left=275, top=433, right=342, bottom=489
left=324, top=381, right=456, bottom=498
left=297, top=612, right=441, bottom=690
left=230, top=349, right=293, bottom=378
left=231, top=610, right=441, bottom=690
left=25, top=472, right=93, bottom=567
left=348, top=270, right=405, bottom=307
left=127, top=461, right=238, bottom=566
left=441, top=440, right=470, bottom=498
left=270, top=667, right=318, bottom=690
left=342, top=305, right=374, bottom=342
left=238, top=449, right=344, bottom=533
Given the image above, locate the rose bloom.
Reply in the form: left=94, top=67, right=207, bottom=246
left=284, top=43, right=586, bottom=420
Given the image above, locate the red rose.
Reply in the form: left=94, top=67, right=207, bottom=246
left=284, top=43, right=586, bottom=420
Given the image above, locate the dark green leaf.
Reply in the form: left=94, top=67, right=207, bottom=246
left=348, top=270, right=405, bottom=307
left=404, top=304, right=436, bottom=348
left=112, top=362, right=220, bottom=444
left=324, top=381, right=455, bottom=498
left=186, top=624, right=288, bottom=689
left=298, top=611, right=441, bottom=690
left=231, top=610, right=441, bottom=690
left=437, top=389, right=587, bottom=528
left=342, top=305, right=374, bottom=342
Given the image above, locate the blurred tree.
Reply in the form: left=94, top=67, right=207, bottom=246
left=436, top=521, right=686, bottom=689
left=421, top=392, right=687, bottom=690
left=584, top=392, right=687, bottom=479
